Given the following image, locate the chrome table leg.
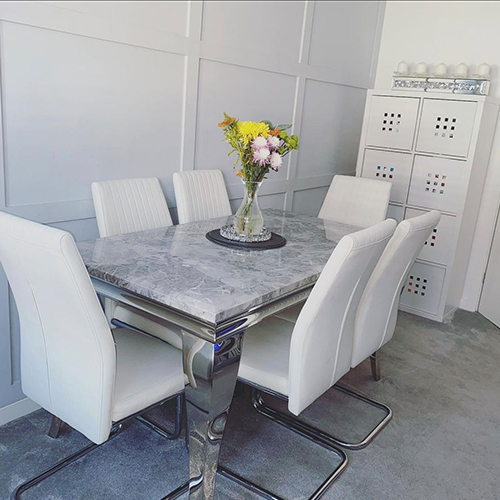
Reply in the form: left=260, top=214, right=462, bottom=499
left=182, top=330, right=244, bottom=499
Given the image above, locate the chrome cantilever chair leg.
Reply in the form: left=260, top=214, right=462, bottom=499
left=111, top=318, right=185, bottom=440
left=251, top=384, right=392, bottom=451
left=370, top=350, right=381, bottom=381
left=11, top=423, right=126, bottom=500
left=47, top=415, right=63, bottom=439
left=136, top=393, right=183, bottom=440
left=161, top=468, right=284, bottom=500
left=11, top=393, right=184, bottom=500
left=199, top=386, right=347, bottom=500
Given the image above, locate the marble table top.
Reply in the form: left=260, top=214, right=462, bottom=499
left=78, top=209, right=360, bottom=325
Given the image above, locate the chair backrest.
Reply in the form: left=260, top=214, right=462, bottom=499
left=0, top=212, right=115, bottom=444
left=288, top=218, right=397, bottom=415
left=92, top=178, right=173, bottom=237
left=351, top=210, right=441, bottom=368
left=173, top=169, right=232, bottom=224
left=318, top=175, right=392, bottom=228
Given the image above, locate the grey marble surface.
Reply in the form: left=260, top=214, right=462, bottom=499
left=77, top=209, right=360, bottom=325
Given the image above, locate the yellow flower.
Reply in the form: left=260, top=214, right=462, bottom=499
left=237, top=121, right=269, bottom=144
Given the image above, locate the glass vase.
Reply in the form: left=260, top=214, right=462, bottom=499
left=234, top=180, right=264, bottom=237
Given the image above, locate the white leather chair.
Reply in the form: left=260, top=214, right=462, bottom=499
left=0, top=212, right=186, bottom=499
left=318, top=175, right=392, bottom=228
left=91, top=178, right=181, bottom=350
left=92, top=177, right=173, bottom=237
left=235, top=219, right=396, bottom=498
left=173, top=169, right=232, bottom=224
left=352, top=210, right=442, bottom=380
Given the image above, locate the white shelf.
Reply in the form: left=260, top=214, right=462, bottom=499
left=356, top=89, right=499, bottom=322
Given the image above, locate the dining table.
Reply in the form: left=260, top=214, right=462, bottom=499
left=77, top=208, right=360, bottom=500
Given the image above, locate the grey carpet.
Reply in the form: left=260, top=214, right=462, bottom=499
left=1, top=309, right=499, bottom=499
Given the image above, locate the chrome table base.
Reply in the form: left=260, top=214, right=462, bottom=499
left=182, top=329, right=244, bottom=499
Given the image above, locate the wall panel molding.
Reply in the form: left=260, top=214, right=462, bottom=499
left=0, top=0, right=385, bottom=420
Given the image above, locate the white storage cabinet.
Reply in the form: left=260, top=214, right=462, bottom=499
left=356, top=90, right=499, bottom=322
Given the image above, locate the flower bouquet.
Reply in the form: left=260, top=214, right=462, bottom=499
left=218, top=113, right=299, bottom=242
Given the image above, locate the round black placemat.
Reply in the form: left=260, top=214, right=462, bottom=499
left=206, top=229, right=286, bottom=250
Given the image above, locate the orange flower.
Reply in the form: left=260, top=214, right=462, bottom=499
left=236, top=170, right=245, bottom=179
left=269, top=128, right=281, bottom=136
left=218, top=116, right=236, bottom=127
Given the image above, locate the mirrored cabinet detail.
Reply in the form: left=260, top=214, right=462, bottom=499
left=356, top=90, right=499, bottom=322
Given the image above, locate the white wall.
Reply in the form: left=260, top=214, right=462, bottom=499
left=374, top=0, right=500, bottom=312
left=0, top=1, right=385, bottom=417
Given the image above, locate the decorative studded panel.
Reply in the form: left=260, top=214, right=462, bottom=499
left=365, top=96, right=420, bottom=150
left=400, top=262, right=446, bottom=316
left=361, top=149, right=413, bottom=203
left=416, top=99, right=477, bottom=157
left=407, top=155, right=468, bottom=214
left=405, top=208, right=456, bottom=266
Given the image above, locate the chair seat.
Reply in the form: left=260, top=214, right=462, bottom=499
left=239, top=317, right=293, bottom=397
left=114, top=304, right=182, bottom=350
left=275, top=303, right=303, bottom=324
left=112, top=328, right=187, bottom=422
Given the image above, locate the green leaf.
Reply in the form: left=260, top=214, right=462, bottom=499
left=261, top=120, right=275, bottom=129
left=276, top=124, right=292, bottom=131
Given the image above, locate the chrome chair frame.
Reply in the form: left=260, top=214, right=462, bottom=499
left=11, top=392, right=184, bottom=500
left=249, top=380, right=392, bottom=451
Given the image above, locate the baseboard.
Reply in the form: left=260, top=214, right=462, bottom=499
left=459, top=295, right=478, bottom=312
left=0, top=398, right=40, bottom=426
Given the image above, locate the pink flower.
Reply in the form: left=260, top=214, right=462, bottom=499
left=270, top=152, right=282, bottom=170
left=252, top=136, right=268, bottom=149
left=253, top=147, right=270, bottom=165
left=267, top=135, right=280, bottom=151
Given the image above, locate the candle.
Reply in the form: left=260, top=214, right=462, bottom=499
left=396, top=61, right=409, bottom=75
left=455, top=63, right=468, bottom=77
left=477, top=63, right=490, bottom=77
left=414, top=62, right=427, bottom=76
left=434, top=63, right=447, bottom=77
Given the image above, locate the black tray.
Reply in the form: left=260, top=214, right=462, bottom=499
left=206, top=229, right=286, bottom=250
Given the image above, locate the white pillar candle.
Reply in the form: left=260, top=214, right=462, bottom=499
left=434, top=63, right=447, bottom=77
left=414, top=62, right=427, bottom=76
left=477, top=62, right=490, bottom=77
left=397, top=61, right=409, bottom=74
left=455, top=63, right=468, bottom=77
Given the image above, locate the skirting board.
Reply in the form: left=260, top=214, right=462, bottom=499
left=0, top=398, right=40, bottom=426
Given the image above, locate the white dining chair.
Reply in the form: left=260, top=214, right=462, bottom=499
left=92, top=177, right=173, bottom=237
left=0, top=212, right=186, bottom=499
left=173, top=169, right=232, bottom=224
left=234, top=219, right=396, bottom=499
left=318, top=175, right=392, bottom=228
left=352, top=210, right=442, bottom=380
left=91, top=177, right=182, bottom=350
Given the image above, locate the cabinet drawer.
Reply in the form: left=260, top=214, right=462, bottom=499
left=416, top=99, right=477, bottom=157
left=405, top=208, right=456, bottom=266
left=400, top=262, right=446, bottom=316
left=361, top=149, right=412, bottom=204
left=366, top=96, right=420, bottom=151
left=407, top=155, right=468, bottom=214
